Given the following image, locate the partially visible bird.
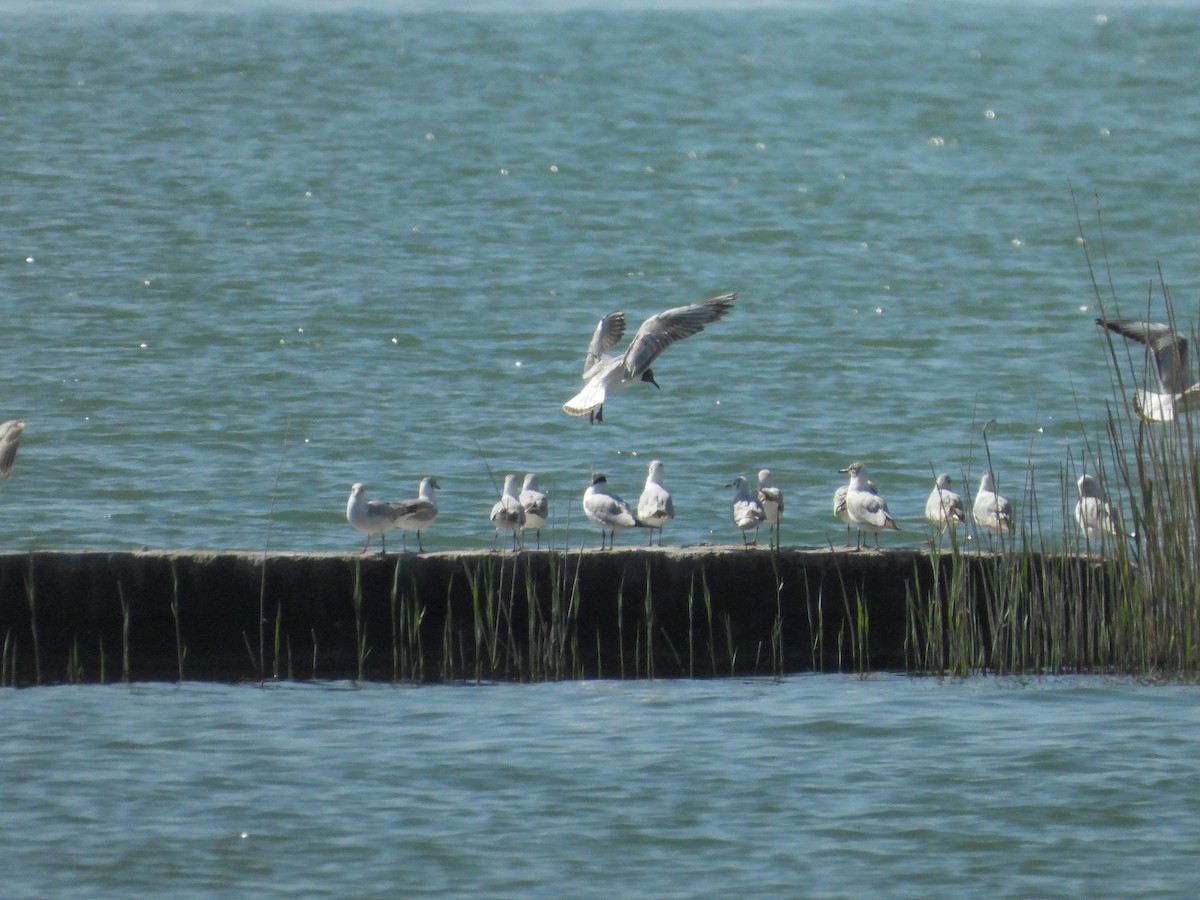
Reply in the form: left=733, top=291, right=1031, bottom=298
left=0, top=418, right=25, bottom=479
left=756, top=469, right=784, bottom=550
left=925, top=473, right=966, bottom=538
left=519, top=473, right=549, bottom=549
left=1097, top=318, right=1200, bottom=422
left=832, top=484, right=853, bottom=547
left=637, top=459, right=675, bottom=546
left=727, top=475, right=766, bottom=548
left=563, top=292, right=738, bottom=422
left=1075, top=473, right=1122, bottom=545
left=490, top=473, right=527, bottom=551
left=583, top=473, right=641, bottom=550
left=839, top=462, right=899, bottom=550
left=973, top=470, right=1013, bottom=535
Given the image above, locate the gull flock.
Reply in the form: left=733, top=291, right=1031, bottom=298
left=0, top=305, right=1169, bottom=555
left=336, top=302, right=1169, bottom=555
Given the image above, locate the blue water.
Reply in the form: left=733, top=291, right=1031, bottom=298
left=5, top=6, right=1200, bottom=892
left=1, top=676, right=1198, bottom=897
left=3, top=0, right=1199, bottom=553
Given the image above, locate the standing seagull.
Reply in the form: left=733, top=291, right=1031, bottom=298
left=519, top=474, right=549, bottom=549
left=346, top=482, right=405, bottom=554
left=563, top=291, right=738, bottom=422
left=925, top=473, right=966, bottom=538
left=1075, top=473, right=1122, bottom=545
left=756, top=469, right=784, bottom=550
left=583, top=473, right=641, bottom=549
left=972, top=470, right=1013, bottom=536
left=391, top=477, right=440, bottom=552
left=1097, top=318, right=1200, bottom=422
left=0, top=419, right=25, bottom=479
left=727, top=475, right=766, bottom=548
left=637, top=459, right=675, bottom=546
left=491, top=473, right=527, bottom=551
left=839, top=462, right=899, bottom=550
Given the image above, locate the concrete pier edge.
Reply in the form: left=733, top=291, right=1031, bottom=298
left=0, top=547, right=1113, bottom=685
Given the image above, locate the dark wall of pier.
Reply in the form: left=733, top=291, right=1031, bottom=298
left=0, top=548, right=1107, bottom=685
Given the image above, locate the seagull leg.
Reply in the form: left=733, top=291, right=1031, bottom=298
left=380, top=533, right=387, bottom=555
left=361, top=534, right=371, bottom=554
left=417, top=531, right=425, bottom=553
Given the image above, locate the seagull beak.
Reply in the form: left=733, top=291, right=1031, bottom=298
left=641, top=368, right=660, bottom=389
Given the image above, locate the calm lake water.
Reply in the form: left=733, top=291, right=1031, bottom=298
left=4, top=2, right=1200, bottom=895
left=1, top=676, right=1198, bottom=897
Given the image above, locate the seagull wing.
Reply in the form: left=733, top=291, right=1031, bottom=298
left=583, top=311, right=627, bottom=376
left=621, top=292, right=737, bottom=379
left=1099, top=319, right=1191, bottom=395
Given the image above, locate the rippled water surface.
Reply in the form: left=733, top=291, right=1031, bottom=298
left=5, top=8, right=1200, bottom=890
left=3, top=0, right=1199, bottom=553
left=2, top=677, right=1199, bottom=897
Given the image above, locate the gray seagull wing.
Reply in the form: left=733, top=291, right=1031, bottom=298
left=1099, top=318, right=1191, bottom=395
left=621, top=291, right=737, bottom=380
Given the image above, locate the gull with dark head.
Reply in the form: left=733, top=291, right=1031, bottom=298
left=925, top=473, right=966, bottom=538
left=839, top=462, right=899, bottom=550
left=583, top=473, right=641, bottom=549
left=637, top=459, right=674, bottom=546
left=519, top=473, right=549, bottom=549
left=0, top=418, right=25, bottom=479
left=491, top=473, right=527, bottom=551
left=564, top=292, right=738, bottom=423
left=1097, top=318, right=1200, bottom=422
left=727, top=475, right=766, bottom=548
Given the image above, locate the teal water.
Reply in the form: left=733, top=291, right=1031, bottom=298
left=5, top=8, right=1200, bottom=892
left=3, top=1, right=1199, bottom=553
left=1, top=677, right=1199, bottom=897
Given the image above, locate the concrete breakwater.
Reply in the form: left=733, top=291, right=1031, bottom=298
left=0, top=548, right=1111, bottom=685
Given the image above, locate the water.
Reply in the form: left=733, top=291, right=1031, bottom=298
left=4, top=6, right=1200, bottom=893
left=3, top=0, right=1199, bottom=553
left=0, top=676, right=1197, bottom=897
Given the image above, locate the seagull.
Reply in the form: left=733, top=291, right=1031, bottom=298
left=390, top=477, right=440, bottom=552
left=491, top=473, right=527, bottom=551
left=1097, top=318, right=1200, bottom=422
left=1075, top=473, right=1122, bottom=545
left=839, top=462, right=899, bottom=550
left=0, top=418, right=25, bottom=479
left=637, top=459, right=675, bottom=546
left=973, top=470, right=1013, bottom=535
left=346, top=482, right=411, bottom=554
left=832, top=484, right=853, bottom=547
left=519, top=474, right=549, bottom=549
left=727, top=475, right=766, bottom=548
left=925, top=473, right=966, bottom=538
left=583, top=473, right=641, bottom=549
left=563, top=291, right=738, bottom=422
left=756, top=468, right=784, bottom=549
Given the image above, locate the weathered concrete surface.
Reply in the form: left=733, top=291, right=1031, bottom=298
left=0, top=547, right=1110, bottom=684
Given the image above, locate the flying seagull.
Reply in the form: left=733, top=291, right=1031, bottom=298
left=564, top=291, right=738, bottom=422
left=1097, top=318, right=1200, bottom=422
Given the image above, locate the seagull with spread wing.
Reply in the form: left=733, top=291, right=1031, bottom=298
left=1097, top=318, right=1200, bottom=422
left=563, top=292, right=738, bottom=422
